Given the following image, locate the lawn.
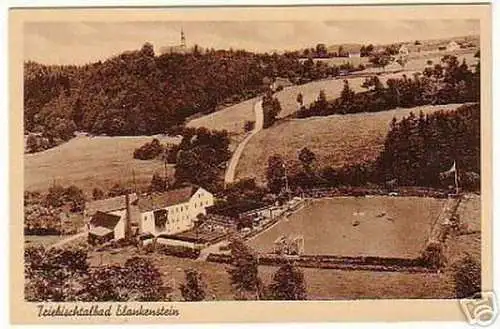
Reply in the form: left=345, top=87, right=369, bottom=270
left=88, top=245, right=455, bottom=301
left=235, top=103, right=463, bottom=184
left=24, top=135, right=179, bottom=194
left=248, top=196, right=445, bottom=258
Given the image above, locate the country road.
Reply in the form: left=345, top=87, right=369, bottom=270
left=224, top=99, right=263, bottom=185
left=49, top=230, right=87, bottom=249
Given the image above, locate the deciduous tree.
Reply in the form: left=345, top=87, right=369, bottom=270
left=180, top=269, right=207, bottom=301
left=267, top=263, right=306, bottom=300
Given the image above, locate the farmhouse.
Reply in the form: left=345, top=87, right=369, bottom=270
left=85, top=193, right=140, bottom=244
left=348, top=52, right=361, bottom=58
left=138, top=186, right=214, bottom=236
left=446, top=41, right=460, bottom=51
left=84, top=186, right=214, bottom=243
left=398, top=44, right=409, bottom=56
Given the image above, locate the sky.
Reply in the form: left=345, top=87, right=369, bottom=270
left=24, top=20, right=479, bottom=65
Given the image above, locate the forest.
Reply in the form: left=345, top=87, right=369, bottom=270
left=24, top=43, right=359, bottom=152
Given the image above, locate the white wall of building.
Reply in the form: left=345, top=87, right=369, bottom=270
left=109, top=209, right=126, bottom=240
left=140, top=187, right=214, bottom=236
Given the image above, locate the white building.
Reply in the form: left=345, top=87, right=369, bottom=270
left=446, top=41, right=460, bottom=52
left=398, top=45, right=409, bottom=57
left=84, top=186, right=214, bottom=244
left=138, top=186, right=214, bottom=236
left=85, top=193, right=140, bottom=244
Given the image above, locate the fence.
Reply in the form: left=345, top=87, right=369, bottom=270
left=206, top=252, right=435, bottom=273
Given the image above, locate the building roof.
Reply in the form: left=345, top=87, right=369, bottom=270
left=85, top=193, right=138, bottom=216
left=89, top=211, right=122, bottom=230
left=89, top=226, right=113, bottom=237
left=138, top=186, right=199, bottom=212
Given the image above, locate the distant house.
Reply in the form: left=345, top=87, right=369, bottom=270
left=88, top=211, right=124, bottom=244
left=446, top=41, right=460, bottom=52
left=138, top=186, right=214, bottom=236
left=398, top=45, right=409, bottom=57
left=348, top=52, right=361, bottom=58
left=270, top=77, right=294, bottom=91
left=85, top=193, right=140, bottom=244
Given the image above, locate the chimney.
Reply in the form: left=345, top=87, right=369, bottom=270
left=125, top=193, right=131, bottom=239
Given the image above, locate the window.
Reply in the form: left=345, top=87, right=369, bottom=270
left=153, top=209, right=168, bottom=231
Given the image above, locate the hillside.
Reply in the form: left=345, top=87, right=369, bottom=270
left=187, top=51, right=477, bottom=135
left=24, top=135, right=179, bottom=193
left=235, top=103, right=464, bottom=184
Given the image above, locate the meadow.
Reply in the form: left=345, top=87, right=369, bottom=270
left=248, top=196, right=445, bottom=258
left=24, top=135, right=180, bottom=194
left=187, top=52, right=477, bottom=136
left=235, top=103, right=463, bottom=184
left=88, top=245, right=455, bottom=301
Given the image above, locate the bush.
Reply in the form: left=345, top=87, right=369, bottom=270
left=133, top=138, right=164, bottom=160
left=419, top=243, right=446, bottom=269
left=156, top=244, right=200, bottom=259
left=244, top=120, right=255, bottom=132
left=24, top=246, right=89, bottom=302
left=451, top=254, right=481, bottom=298
left=44, top=184, right=86, bottom=212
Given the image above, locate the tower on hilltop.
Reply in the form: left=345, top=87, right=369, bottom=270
left=180, top=28, right=186, bottom=49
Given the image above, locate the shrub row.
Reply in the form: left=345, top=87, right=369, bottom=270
left=156, top=244, right=200, bottom=259
left=206, top=252, right=436, bottom=272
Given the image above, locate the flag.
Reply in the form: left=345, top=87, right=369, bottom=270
left=442, top=161, right=456, bottom=175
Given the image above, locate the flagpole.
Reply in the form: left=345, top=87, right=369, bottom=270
left=454, top=161, right=459, bottom=195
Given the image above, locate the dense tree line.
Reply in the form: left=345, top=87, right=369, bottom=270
left=300, top=43, right=375, bottom=58
left=25, top=246, right=172, bottom=301
left=209, top=178, right=269, bottom=219
left=267, top=103, right=480, bottom=192
left=296, top=54, right=480, bottom=118
left=174, top=127, right=231, bottom=190
left=377, top=103, right=480, bottom=187
left=262, top=90, right=282, bottom=129
left=24, top=185, right=86, bottom=234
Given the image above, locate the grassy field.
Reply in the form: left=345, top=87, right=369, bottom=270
left=236, top=103, right=463, bottom=184
left=187, top=52, right=477, bottom=136
left=248, top=197, right=445, bottom=258
left=186, top=72, right=409, bottom=135
left=88, top=246, right=455, bottom=300
left=24, top=135, right=179, bottom=194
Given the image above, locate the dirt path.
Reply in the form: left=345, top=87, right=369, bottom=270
left=49, top=230, right=87, bottom=249
left=224, top=99, right=263, bottom=185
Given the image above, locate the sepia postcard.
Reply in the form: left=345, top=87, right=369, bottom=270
left=9, top=3, right=494, bottom=325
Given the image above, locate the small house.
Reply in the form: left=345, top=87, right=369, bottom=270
left=85, top=193, right=140, bottom=244
left=446, top=41, right=460, bottom=52
left=398, top=45, right=409, bottom=57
